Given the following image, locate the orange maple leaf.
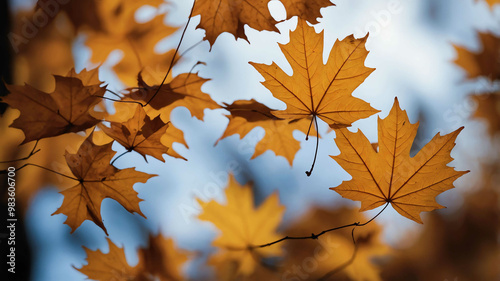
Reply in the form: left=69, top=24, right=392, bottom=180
left=454, top=32, right=500, bottom=81
left=331, top=98, right=468, bottom=223
left=218, top=99, right=315, bottom=165
left=251, top=20, right=378, bottom=127
left=250, top=19, right=379, bottom=175
left=52, top=132, right=156, bottom=235
left=197, top=175, right=285, bottom=275
left=99, top=105, right=170, bottom=162
left=78, top=234, right=188, bottom=281
left=2, top=71, right=105, bottom=144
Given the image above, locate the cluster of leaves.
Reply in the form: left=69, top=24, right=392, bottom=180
left=1, top=0, right=484, bottom=280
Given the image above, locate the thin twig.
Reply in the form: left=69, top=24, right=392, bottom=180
left=250, top=202, right=390, bottom=249
left=145, top=0, right=197, bottom=107
left=0, top=140, right=40, bottom=164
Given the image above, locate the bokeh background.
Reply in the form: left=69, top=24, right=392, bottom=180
left=1, top=0, right=499, bottom=280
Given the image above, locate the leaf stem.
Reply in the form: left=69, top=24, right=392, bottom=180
left=144, top=0, right=197, bottom=107
left=110, top=150, right=130, bottom=166
left=306, top=116, right=319, bottom=176
left=14, top=163, right=79, bottom=181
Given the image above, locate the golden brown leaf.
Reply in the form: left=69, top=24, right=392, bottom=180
left=331, top=98, right=468, bottom=223
left=52, top=132, right=156, bottom=234
left=78, top=234, right=188, bottom=281
left=250, top=19, right=379, bottom=128
left=280, top=0, right=335, bottom=24
left=127, top=72, right=221, bottom=120
left=139, top=234, right=189, bottom=281
left=218, top=99, right=315, bottom=165
left=192, top=0, right=279, bottom=47
left=472, top=92, right=500, bottom=136
left=99, top=105, right=170, bottom=162
left=78, top=238, right=140, bottom=281
left=2, top=73, right=104, bottom=144
left=197, top=175, right=285, bottom=276
left=454, top=32, right=500, bottom=81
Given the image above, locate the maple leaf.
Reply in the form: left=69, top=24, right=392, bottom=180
left=471, top=92, right=500, bottom=136
left=251, top=20, right=378, bottom=127
left=77, top=238, right=140, bottom=281
left=280, top=0, right=335, bottom=24
left=139, top=234, right=189, bottom=281
left=85, top=1, right=177, bottom=86
left=250, top=19, right=379, bottom=175
left=192, top=0, right=279, bottom=47
left=330, top=98, right=468, bottom=223
left=2, top=73, right=105, bottom=144
left=36, top=0, right=103, bottom=31
left=162, top=124, right=189, bottom=160
left=126, top=72, right=221, bottom=120
left=77, top=234, right=188, bottom=281
left=197, top=175, right=285, bottom=275
left=52, top=132, right=156, bottom=235
left=99, top=105, right=170, bottom=162
left=454, top=32, right=500, bottom=81
left=93, top=101, right=189, bottom=161
left=218, top=99, right=315, bottom=165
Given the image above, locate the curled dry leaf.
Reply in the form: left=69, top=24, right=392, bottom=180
left=52, top=132, right=156, bottom=235
left=99, top=105, right=170, bottom=162
left=197, top=175, right=285, bottom=276
left=218, top=99, right=315, bottom=165
left=2, top=69, right=105, bottom=144
left=331, top=98, right=469, bottom=223
left=126, top=72, right=221, bottom=121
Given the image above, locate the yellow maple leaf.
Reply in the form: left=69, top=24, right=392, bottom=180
left=331, top=98, right=468, bottom=223
left=197, top=175, right=285, bottom=275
